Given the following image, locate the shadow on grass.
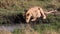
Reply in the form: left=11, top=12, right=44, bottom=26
left=0, top=13, right=51, bottom=24
left=1, top=13, right=26, bottom=24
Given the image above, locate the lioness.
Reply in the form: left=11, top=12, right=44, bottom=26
left=25, top=6, right=46, bottom=23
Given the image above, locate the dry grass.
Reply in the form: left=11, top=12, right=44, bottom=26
left=0, top=26, right=12, bottom=34
left=42, top=29, right=59, bottom=34
left=21, top=24, right=40, bottom=34
left=0, top=30, right=12, bottom=34
left=13, top=24, right=40, bottom=34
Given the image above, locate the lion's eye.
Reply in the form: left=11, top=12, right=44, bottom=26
left=27, top=14, right=29, bottom=16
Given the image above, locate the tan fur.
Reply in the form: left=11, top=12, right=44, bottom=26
left=25, top=6, right=46, bottom=23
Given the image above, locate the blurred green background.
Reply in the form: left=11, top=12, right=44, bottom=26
left=0, top=0, right=60, bottom=34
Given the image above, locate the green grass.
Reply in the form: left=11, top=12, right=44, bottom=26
left=0, top=0, right=60, bottom=34
left=0, top=0, right=60, bottom=24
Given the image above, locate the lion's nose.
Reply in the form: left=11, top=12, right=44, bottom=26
left=26, top=20, right=29, bottom=23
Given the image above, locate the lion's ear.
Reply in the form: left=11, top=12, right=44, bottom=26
left=26, top=13, right=30, bottom=16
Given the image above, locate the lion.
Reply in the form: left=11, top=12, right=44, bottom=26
left=24, top=6, right=46, bottom=23
left=24, top=6, right=57, bottom=23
